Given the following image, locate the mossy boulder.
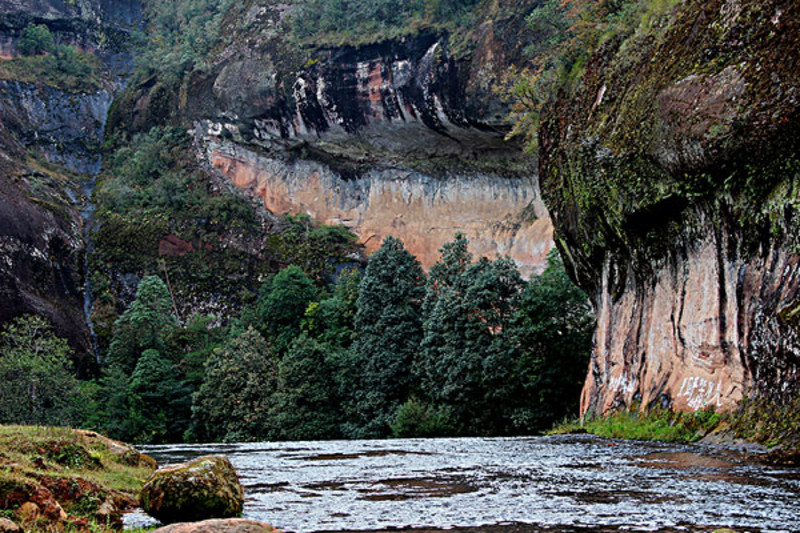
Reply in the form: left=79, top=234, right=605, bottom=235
left=140, top=455, right=244, bottom=524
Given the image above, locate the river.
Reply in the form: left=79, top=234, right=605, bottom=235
left=125, top=435, right=799, bottom=533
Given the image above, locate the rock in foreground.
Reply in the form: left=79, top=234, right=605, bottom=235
left=152, top=518, right=281, bottom=533
left=141, top=455, right=244, bottom=524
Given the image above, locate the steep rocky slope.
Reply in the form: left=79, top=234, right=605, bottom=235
left=115, top=0, right=554, bottom=274
left=539, top=0, right=799, bottom=415
left=0, top=0, right=141, bottom=363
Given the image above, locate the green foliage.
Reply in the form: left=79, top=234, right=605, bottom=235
left=350, top=236, right=426, bottom=437
left=268, top=215, right=360, bottom=283
left=289, top=0, right=479, bottom=44
left=304, top=267, right=361, bottom=349
left=508, top=0, right=650, bottom=149
left=551, top=406, right=722, bottom=443
left=133, top=0, right=233, bottom=83
left=391, top=398, right=456, bottom=438
left=258, top=265, right=318, bottom=352
left=508, top=250, right=594, bottom=431
left=0, top=43, right=102, bottom=92
left=418, top=235, right=525, bottom=435
left=0, top=315, right=84, bottom=427
left=17, top=24, right=54, bottom=56
left=106, top=275, right=177, bottom=373
left=127, top=349, right=192, bottom=444
left=191, top=327, right=278, bottom=442
left=267, top=335, right=341, bottom=441
left=727, top=395, right=800, bottom=449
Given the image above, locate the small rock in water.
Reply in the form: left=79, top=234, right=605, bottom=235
left=141, top=455, right=244, bottom=524
left=151, top=518, right=281, bottom=533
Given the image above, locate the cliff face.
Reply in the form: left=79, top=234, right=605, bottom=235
left=0, top=0, right=141, bottom=61
left=539, top=0, right=800, bottom=414
left=206, top=141, right=552, bottom=276
left=0, top=0, right=140, bottom=363
left=118, top=1, right=554, bottom=273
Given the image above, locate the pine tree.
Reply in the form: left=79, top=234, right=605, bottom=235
left=106, top=275, right=178, bottom=373
left=508, top=250, right=594, bottom=431
left=351, top=236, right=425, bottom=437
left=258, top=265, right=318, bottom=353
left=267, top=335, right=340, bottom=440
left=418, top=236, right=524, bottom=435
left=128, top=349, right=191, bottom=444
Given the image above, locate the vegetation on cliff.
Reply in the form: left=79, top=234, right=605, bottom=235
left=0, top=23, right=104, bottom=92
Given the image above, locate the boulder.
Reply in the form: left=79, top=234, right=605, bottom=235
left=141, top=455, right=244, bottom=524
left=151, top=519, right=281, bottom=533
left=0, top=518, right=21, bottom=533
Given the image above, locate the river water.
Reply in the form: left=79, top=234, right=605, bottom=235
left=127, top=435, right=800, bottom=533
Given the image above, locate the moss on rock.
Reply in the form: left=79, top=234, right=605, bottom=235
left=141, top=455, right=244, bottom=524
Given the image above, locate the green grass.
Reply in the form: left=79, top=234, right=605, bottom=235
left=0, top=425, right=154, bottom=494
left=0, top=425, right=156, bottom=532
left=0, top=50, right=103, bottom=93
left=550, top=407, right=722, bottom=443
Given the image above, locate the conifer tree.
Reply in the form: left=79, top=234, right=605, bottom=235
left=351, top=236, right=425, bottom=437
left=106, top=275, right=177, bottom=372
left=267, top=334, right=340, bottom=441
left=258, top=265, right=318, bottom=353
left=128, top=348, right=191, bottom=443
left=418, top=236, right=524, bottom=435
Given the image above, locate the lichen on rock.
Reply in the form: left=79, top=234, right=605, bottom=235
left=141, top=455, right=245, bottom=524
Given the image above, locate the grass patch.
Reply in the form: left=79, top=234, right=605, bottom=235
left=0, top=426, right=154, bottom=494
left=0, top=425, right=156, bottom=531
left=0, top=49, right=103, bottom=93
left=550, top=407, right=722, bottom=443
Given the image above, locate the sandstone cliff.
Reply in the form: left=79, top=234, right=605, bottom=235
left=117, top=1, right=554, bottom=274
left=539, top=0, right=799, bottom=415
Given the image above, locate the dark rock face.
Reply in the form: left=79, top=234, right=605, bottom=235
left=539, top=0, right=800, bottom=415
left=0, top=125, right=92, bottom=371
left=141, top=456, right=245, bottom=524
left=0, top=0, right=141, bottom=362
left=0, top=80, right=111, bottom=173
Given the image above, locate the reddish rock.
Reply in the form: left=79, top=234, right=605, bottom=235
left=159, top=234, right=195, bottom=256
left=210, top=146, right=553, bottom=278
left=151, top=519, right=282, bottom=533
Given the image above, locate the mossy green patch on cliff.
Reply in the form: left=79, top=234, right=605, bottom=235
left=537, top=0, right=800, bottom=285
left=0, top=48, right=104, bottom=93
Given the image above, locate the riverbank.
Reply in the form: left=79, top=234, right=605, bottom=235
left=0, top=425, right=156, bottom=532
left=550, top=396, right=800, bottom=464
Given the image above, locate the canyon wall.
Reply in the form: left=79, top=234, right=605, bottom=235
left=0, top=0, right=140, bottom=364
left=539, top=0, right=800, bottom=414
left=135, top=2, right=556, bottom=273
